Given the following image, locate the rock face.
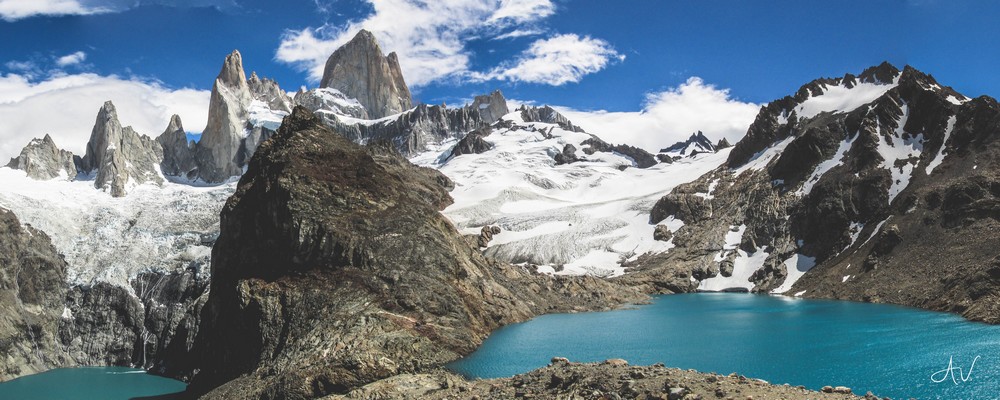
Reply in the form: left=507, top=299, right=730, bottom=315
left=470, top=90, right=509, bottom=124
left=79, top=101, right=164, bottom=197
left=5, top=134, right=78, bottom=180
left=187, top=107, right=643, bottom=398
left=156, top=115, right=198, bottom=178
left=581, top=137, right=658, bottom=168
left=195, top=50, right=254, bottom=183
left=0, top=208, right=70, bottom=380
left=520, top=105, right=585, bottom=132
left=320, top=30, right=413, bottom=119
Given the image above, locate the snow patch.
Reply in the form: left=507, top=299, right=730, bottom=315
left=771, top=254, right=817, bottom=294
left=794, top=80, right=897, bottom=119
left=926, top=115, right=957, bottom=175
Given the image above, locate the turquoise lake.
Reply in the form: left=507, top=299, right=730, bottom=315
left=448, top=293, right=1000, bottom=400
left=0, top=366, right=186, bottom=400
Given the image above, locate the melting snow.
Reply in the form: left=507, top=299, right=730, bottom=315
left=876, top=104, right=923, bottom=203
left=698, top=246, right=770, bottom=292
left=793, top=80, right=898, bottom=119
left=771, top=254, right=817, bottom=294
left=926, top=115, right=957, bottom=175
left=797, top=133, right=855, bottom=196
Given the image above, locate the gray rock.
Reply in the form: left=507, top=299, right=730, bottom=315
left=553, top=143, right=581, bottom=165
left=653, top=225, right=672, bottom=242
left=80, top=101, right=164, bottom=197
left=156, top=115, right=198, bottom=178
left=519, top=105, right=585, bottom=132
left=470, top=90, right=509, bottom=124
left=449, top=126, right=494, bottom=158
left=6, top=134, right=77, bottom=180
left=320, top=29, right=413, bottom=119
left=195, top=50, right=253, bottom=183
left=477, top=225, right=502, bottom=248
left=247, top=72, right=293, bottom=113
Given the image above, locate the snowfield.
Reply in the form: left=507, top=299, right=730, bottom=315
left=0, top=167, right=233, bottom=292
left=413, top=112, right=729, bottom=277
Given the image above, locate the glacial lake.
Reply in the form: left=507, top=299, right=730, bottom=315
left=0, top=366, right=186, bottom=400
left=448, top=293, right=1000, bottom=400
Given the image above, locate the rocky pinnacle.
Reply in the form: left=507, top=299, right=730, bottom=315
left=319, top=29, right=413, bottom=119
left=195, top=50, right=253, bottom=183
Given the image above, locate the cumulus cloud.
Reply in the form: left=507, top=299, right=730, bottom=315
left=276, top=0, right=617, bottom=87
left=477, top=34, right=623, bottom=85
left=0, top=73, right=209, bottom=161
left=55, top=51, right=87, bottom=67
left=0, top=0, right=106, bottom=21
left=555, top=77, right=761, bottom=152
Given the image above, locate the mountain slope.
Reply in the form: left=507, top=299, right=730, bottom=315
left=632, top=62, right=1000, bottom=322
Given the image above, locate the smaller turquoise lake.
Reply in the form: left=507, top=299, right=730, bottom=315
left=0, top=366, right=186, bottom=400
left=448, top=293, right=1000, bottom=400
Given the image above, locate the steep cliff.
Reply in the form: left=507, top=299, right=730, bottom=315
left=195, top=50, right=254, bottom=183
left=319, top=30, right=412, bottom=119
left=0, top=208, right=70, bottom=380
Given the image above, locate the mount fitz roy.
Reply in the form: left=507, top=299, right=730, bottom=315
left=0, top=28, right=999, bottom=398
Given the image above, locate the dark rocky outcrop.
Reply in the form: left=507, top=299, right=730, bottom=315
left=5, top=134, right=78, bottom=181
left=581, top=137, right=658, bottom=168
left=553, top=143, right=581, bottom=165
left=477, top=225, right=502, bottom=248
left=0, top=208, right=70, bottom=380
left=156, top=115, right=198, bottom=178
left=320, top=30, right=413, bottom=119
left=332, top=360, right=869, bottom=400
left=448, top=126, right=494, bottom=158
left=321, top=101, right=503, bottom=156
left=519, top=105, right=585, bottom=132
left=79, top=101, right=164, bottom=197
left=187, top=107, right=643, bottom=398
left=660, top=131, right=717, bottom=156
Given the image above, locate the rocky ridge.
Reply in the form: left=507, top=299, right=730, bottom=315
left=330, top=359, right=872, bottom=400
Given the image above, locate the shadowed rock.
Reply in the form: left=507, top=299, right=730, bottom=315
left=6, top=134, right=77, bottom=181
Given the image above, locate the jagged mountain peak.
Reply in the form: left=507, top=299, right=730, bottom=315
left=319, top=29, right=413, bottom=118
left=660, top=131, right=717, bottom=156
left=217, top=49, right=248, bottom=90
left=858, top=61, right=901, bottom=84
left=166, top=114, right=183, bottom=132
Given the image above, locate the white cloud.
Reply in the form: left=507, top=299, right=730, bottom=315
left=493, top=28, right=545, bottom=40
left=0, top=0, right=106, bottom=21
left=555, top=77, right=761, bottom=152
left=478, top=34, right=622, bottom=85
left=276, top=0, right=613, bottom=87
left=488, top=0, right=554, bottom=24
left=55, top=51, right=87, bottom=67
left=0, top=73, right=209, bottom=162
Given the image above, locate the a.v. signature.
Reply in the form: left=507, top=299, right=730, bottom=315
left=931, top=355, right=980, bottom=385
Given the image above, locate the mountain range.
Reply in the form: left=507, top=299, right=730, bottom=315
left=1, top=28, right=998, bottom=399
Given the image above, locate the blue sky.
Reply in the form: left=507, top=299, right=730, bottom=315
left=1, top=0, right=998, bottom=159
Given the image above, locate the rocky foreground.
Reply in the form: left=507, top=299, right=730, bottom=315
left=329, top=359, right=877, bottom=400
